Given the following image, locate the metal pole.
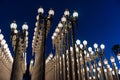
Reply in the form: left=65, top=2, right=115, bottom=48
left=41, top=18, right=47, bottom=80
left=82, top=49, right=88, bottom=80
left=100, top=57, right=106, bottom=80
left=10, top=33, right=24, bottom=80
left=112, top=62, right=119, bottom=80
left=63, top=31, right=68, bottom=80
left=67, top=26, right=73, bottom=80
left=94, top=60, right=99, bottom=80
left=78, top=48, right=82, bottom=80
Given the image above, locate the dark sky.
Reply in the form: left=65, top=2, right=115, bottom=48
left=0, top=0, right=120, bottom=64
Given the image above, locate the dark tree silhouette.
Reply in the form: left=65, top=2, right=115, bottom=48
left=112, top=44, right=120, bottom=55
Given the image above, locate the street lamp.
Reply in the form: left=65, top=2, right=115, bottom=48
left=93, top=43, right=106, bottom=80
left=0, top=31, right=13, bottom=80
left=76, top=39, right=82, bottom=80
left=31, top=7, right=54, bottom=80
left=110, top=56, right=119, bottom=80
left=117, top=54, right=120, bottom=63
left=10, top=21, right=28, bottom=80
left=65, top=9, right=78, bottom=80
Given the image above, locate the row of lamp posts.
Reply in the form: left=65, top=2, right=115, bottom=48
left=48, top=9, right=120, bottom=80
left=0, top=30, right=13, bottom=79
left=0, top=7, right=119, bottom=80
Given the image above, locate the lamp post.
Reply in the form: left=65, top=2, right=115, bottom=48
left=10, top=21, right=28, bottom=80
left=63, top=10, right=78, bottom=80
left=0, top=31, right=13, bottom=80
left=94, top=43, right=106, bottom=80
left=104, top=58, right=109, bottom=80
left=76, top=39, right=82, bottom=80
left=110, top=56, right=119, bottom=80
left=31, top=7, right=54, bottom=80
left=82, top=40, right=88, bottom=80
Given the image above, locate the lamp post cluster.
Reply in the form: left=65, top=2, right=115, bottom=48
left=0, top=7, right=120, bottom=80
left=45, top=53, right=56, bottom=80
left=10, top=21, right=28, bottom=80
left=51, top=9, right=78, bottom=80
left=0, top=30, right=13, bottom=79
left=31, top=7, right=54, bottom=80
left=47, top=36, right=120, bottom=80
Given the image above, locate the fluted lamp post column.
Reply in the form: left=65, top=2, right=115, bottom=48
left=10, top=21, right=28, bottom=80
left=76, top=39, right=82, bottom=80
left=94, top=43, right=106, bottom=80
left=31, top=7, right=54, bottom=80
left=110, top=56, right=119, bottom=80
left=104, top=59, right=108, bottom=80
left=63, top=10, right=79, bottom=80
left=82, top=40, right=88, bottom=80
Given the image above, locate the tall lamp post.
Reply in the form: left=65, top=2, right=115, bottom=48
left=0, top=31, right=13, bottom=80
left=63, top=10, right=78, bottom=80
left=76, top=39, right=82, bottom=80
left=31, top=7, right=54, bottom=80
left=94, top=43, right=106, bottom=80
left=10, top=21, right=28, bottom=80
left=110, top=56, right=119, bottom=80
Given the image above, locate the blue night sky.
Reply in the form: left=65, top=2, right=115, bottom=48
left=0, top=0, right=120, bottom=64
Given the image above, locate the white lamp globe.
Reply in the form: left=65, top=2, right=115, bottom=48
left=10, top=22, right=17, bottom=29
left=80, top=44, right=83, bottom=49
left=76, top=39, right=80, bottom=45
left=76, top=47, right=79, bottom=52
left=110, top=56, right=115, bottom=63
left=93, top=43, right=98, bottom=49
left=117, top=54, right=120, bottom=60
left=88, top=47, right=92, bottom=52
left=70, top=47, right=73, bottom=51
left=98, top=61, right=101, bottom=66
left=104, top=59, right=108, bottom=65
left=25, top=31, right=28, bottom=36
left=38, top=7, right=44, bottom=14
left=118, top=69, right=120, bottom=75
left=22, top=23, right=28, bottom=30
left=83, top=40, right=87, bottom=46
left=1, top=39, right=6, bottom=45
left=51, top=36, right=54, bottom=40
left=53, top=32, right=57, bottom=37
left=49, top=53, right=53, bottom=58
left=30, top=59, right=34, bottom=64
left=64, top=9, right=70, bottom=16
left=4, top=44, right=8, bottom=49
left=0, top=29, right=1, bottom=33
left=55, top=28, right=60, bottom=33
left=35, top=22, right=39, bottom=27
left=14, top=30, right=18, bottom=34
left=36, top=15, right=39, bottom=20
left=90, top=51, right=94, bottom=55
left=100, top=44, right=105, bottom=50
left=58, top=22, right=63, bottom=28
left=0, top=34, right=4, bottom=40
left=61, top=16, right=66, bottom=22
left=48, top=8, right=54, bottom=16
left=73, top=11, right=78, bottom=18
